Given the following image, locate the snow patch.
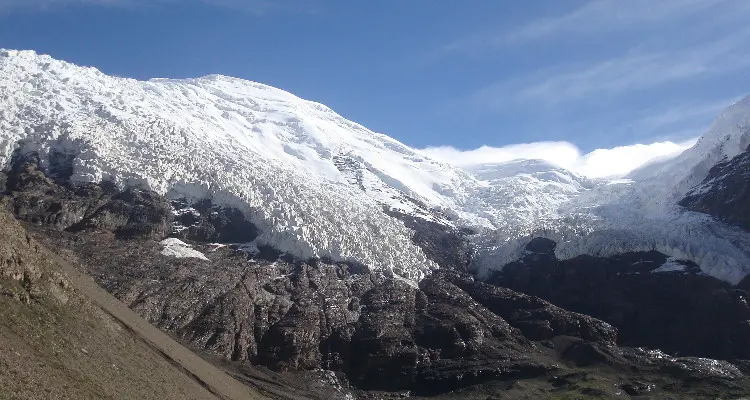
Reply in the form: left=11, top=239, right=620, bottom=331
left=160, top=238, right=209, bottom=261
left=652, top=257, right=687, bottom=273
left=207, top=243, right=228, bottom=252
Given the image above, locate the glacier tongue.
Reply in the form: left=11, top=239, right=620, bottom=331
left=1, top=49, right=750, bottom=284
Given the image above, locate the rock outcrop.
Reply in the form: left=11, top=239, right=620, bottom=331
left=680, top=144, right=750, bottom=231
left=490, top=238, right=750, bottom=360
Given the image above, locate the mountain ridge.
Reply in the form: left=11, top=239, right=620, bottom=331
left=1, top=49, right=750, bottom=284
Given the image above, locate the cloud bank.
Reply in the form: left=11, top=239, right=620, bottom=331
left=422, top=138, right=698, bottom=179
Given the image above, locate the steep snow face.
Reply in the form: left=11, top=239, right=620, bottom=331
left=679, top=143, right=750, bottom=231
left=627, top=96, right=750, bottom=211
left=0, top=49, right=450, bottom=281
left=464, top=159, right=595, bottom=231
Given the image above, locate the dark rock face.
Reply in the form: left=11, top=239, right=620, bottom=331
left=3, top=151, right=258, bottom=242
left=446, top=272, right=616, bottom=344
left=4, top=152, right=99, bottom=230
left=35, top=231, right=570, bottom=394
left=69, top=188, right=174, bottom=239
left=680, top=144, right=750, bottom=231
left=171, top=198, right=259, bottom=244
left=386, top=210, right=473, bottom=271
left=5, top=153, right=173, bottom=239
left=0, top=159, right=568, bottom=393
left=490, top=239, right=750, bottom=360
left=738, top=275, right=750, bottom=292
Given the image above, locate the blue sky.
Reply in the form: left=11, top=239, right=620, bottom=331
left=1, top=0, right=749, bottom=175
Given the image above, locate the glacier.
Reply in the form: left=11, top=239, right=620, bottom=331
left=1, top=49, right=750, bottom=284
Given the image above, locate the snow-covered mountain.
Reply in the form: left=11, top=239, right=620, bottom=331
left=472, top=101, right=750, bottom=283
left=464, top=159, right=594, bottom=230
left=680, top=144, right=750, bottom=231
left=1, top=49, right=749, bottom=284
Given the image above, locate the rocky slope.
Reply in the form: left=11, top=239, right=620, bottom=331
left=4, top=155, right=750, bottom=399
left=1, top=155, right=589, bottom=393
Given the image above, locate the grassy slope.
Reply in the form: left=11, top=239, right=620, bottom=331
left=0, top=205, right=265, bottom=400
left=0, top=287, right=218, bottom=400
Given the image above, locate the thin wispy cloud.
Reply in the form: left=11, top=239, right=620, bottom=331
left=194, top=0, right=318, bottom=15
left=470, top=26, right=750, bottom=109
left=438, top=0, right=750, bottom=117
left=504, top=0, right=725, bottom=44
left=443, top=0, right=736, bottom=53
left=530, top=33, right=750, bottom=104
left=628, top=96, right=744, bottom=136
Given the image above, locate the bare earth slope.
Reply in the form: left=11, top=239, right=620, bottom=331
left=0, top=202, right=265, bottom=400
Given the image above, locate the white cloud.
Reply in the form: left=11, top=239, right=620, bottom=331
left=422, top=138, right=697, bottom=179
left=572, top=139, right=697, bottom=178
left=423, top=142, right=581, bottom=170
